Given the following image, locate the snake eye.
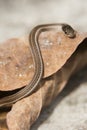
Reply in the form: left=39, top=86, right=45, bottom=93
left=62, top=24, right=76, bottom=38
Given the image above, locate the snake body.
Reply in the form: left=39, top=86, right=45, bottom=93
left=0, top=23, right=76, bottom=107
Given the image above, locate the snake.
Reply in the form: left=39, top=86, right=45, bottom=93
left=0, top=23, right=76, bottom=107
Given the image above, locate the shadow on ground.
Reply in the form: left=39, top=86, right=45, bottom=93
left=31, top=66, right=87, bottom=130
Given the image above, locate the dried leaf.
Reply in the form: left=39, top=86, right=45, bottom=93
left=0, top=30, right=86, bottom=91
left=7, top=36, right=87, bottom=130
left=0, top=28, right=87, bottom=130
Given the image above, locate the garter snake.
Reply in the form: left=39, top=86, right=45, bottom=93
left=0, top=23, right=76, bottom=107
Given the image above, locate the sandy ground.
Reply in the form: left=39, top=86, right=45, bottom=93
left=0, top=0, right=87, bottom=130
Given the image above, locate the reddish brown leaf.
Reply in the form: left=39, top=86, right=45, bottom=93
left=0, top=30, right=86, bottom=91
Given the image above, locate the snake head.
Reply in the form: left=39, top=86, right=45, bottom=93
left=62, top=24, right=76, bottom=38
